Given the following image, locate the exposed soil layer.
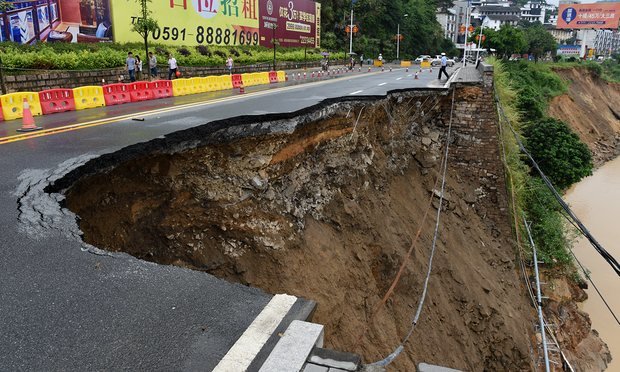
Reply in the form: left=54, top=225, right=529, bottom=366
left=60, top=91, right=536, bottom=370
left=549, top=68, right=620, bottom=166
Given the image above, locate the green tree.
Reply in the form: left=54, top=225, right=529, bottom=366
left=494, top=25, right=526, bottom=59
left=523, top=117, right=593, bottom=190
left=523, top=22, right=556, bottom=62
left=132, top=0, right=159, bottom=63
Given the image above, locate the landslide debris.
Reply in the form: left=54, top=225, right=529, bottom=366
left=549, top=68, right=620, bottom=166
left=59, top=92, right=533, bottom=370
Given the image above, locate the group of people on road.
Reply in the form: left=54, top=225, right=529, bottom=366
left=125, top=52, right=235, bottom=82
left=125, top=51, right=181, bottom=82
left=125, top=49, right=455, bottom=83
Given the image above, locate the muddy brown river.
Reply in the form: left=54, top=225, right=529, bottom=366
left=566, top=156, right=620, bottom=370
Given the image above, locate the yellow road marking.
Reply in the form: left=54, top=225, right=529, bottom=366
left=0, top=70, right=386, bottom=145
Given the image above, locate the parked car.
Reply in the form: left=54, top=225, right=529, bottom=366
left=414, top=55, right=432, bottom=64
left=431, top=55, right=455, bottom=67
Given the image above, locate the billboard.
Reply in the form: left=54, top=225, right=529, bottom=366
left=557, top=3, right=620, bottom=29
left=258, top=0, right=320, bottom=48
left=1, top=0, right=320, bottom=47
left=109, top=0, right=319, bottom=47
left=0, top=0, right=112, bottom=44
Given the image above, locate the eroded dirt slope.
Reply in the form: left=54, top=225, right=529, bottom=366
left=62, top=93, right=533, bottom=370
left=549, top=68, right=620, bottom=166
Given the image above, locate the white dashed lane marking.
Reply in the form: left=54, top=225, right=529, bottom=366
left=350, top=90, right=364, bottom=95
left=378, top=83, right=386, bottom=86
left=396, top=77, right=403, bottom=80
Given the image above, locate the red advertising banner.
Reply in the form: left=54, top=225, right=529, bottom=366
left=258, top=0, right=320, bottom=48
left=557, top=3, right=620, bottom=29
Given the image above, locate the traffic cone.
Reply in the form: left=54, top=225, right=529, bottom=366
left=311, top=71, right=315, bottom=78
left=414, top=72, right=419, bottom=79
left=17, top=99, right=42, bottom=132
left=381, top=66, right=385, bottom=72
left=430, top=67, right=433, bottom=73
left=406, top=67, right=409, bottom=72
left=304, top=72, right=307, bottom=79
left=285, top=73, right=289, bottom=81
left=358, top=67, right=361, bottom=72
left=297, top=73, right=301, bottom=80
left=368, top=67, right=371, bottom=72
left=239, top=84, right=245, bottom=94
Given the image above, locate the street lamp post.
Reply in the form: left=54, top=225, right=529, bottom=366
left=475, top=19, right=485, bottom=62
left=271, top=23, right=277, bottom=71
left=349, top=9, right=354, bottom=55
left=396, top=14, right=408, bottom=61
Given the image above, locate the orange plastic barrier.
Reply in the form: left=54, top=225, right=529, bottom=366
left=39, top=89, right=76, bottom=115
left=268, top=71, right=278, bottom=84
left=103, top=83, right=131, bottom=106
left=128, top=81, right=155, bottom=102
left=231, top=74, right=244, bottom=89
left=152, top=80, right=173, bottom=99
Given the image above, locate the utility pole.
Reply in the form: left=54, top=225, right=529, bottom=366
left=462, top=0, right=471, bottom=67
left=397, top=23, right=400, bottom=60
left=349, top=8, right=353, bottom=55
left=396, top=14, right=408, bottom=61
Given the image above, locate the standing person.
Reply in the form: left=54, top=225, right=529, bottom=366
left=135, top=55, right=143, bottom=81
left=168, top=53, right=178, bottom=80
left=149, top=52, right=158, bottom=80
left=438, top=52, right=450, bottom=80
left=360, top=54, right=364, bottom=67
left=126, top=52, right=136, bottom=82
left=226, top=56, right=233, bottom=75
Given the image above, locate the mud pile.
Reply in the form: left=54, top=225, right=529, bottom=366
left=57, top=91, right=534, bottom=370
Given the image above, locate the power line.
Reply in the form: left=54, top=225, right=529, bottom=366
left=369, top=86, right=457, bottom=368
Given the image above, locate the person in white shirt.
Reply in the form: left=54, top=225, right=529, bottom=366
left=438, top=52, right=450, bottom=80
left=226, top=56, right=233, bottom=75
left=168, top=54, right=178, bottom=80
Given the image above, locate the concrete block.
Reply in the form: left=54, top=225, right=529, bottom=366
left=259, top=320, right=324, bottom=372
left=308, top=347, right=360, bottom=371
left=303, top=364, right=329, bottom=372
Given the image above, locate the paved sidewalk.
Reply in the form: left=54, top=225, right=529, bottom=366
left=451, top=65, right=482, bottom=83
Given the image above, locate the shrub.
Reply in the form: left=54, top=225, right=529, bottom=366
left=178, top=47, right=191, bottom=57
left=524, top=177, right=573, bottom=265
left=523, top=117, right=593, bottom=190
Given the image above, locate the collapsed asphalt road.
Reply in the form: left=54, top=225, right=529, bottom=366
left=0, top=67, right=455, bottom=370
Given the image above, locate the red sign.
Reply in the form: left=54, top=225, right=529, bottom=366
left=259, top=0, right=321, bottom=47
left=557, top=3, right=620, bottom=29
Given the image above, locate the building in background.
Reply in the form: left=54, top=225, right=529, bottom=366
left=436, top=8, right=457, bottom=42
left=520, top=0, right=546, bottom=23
